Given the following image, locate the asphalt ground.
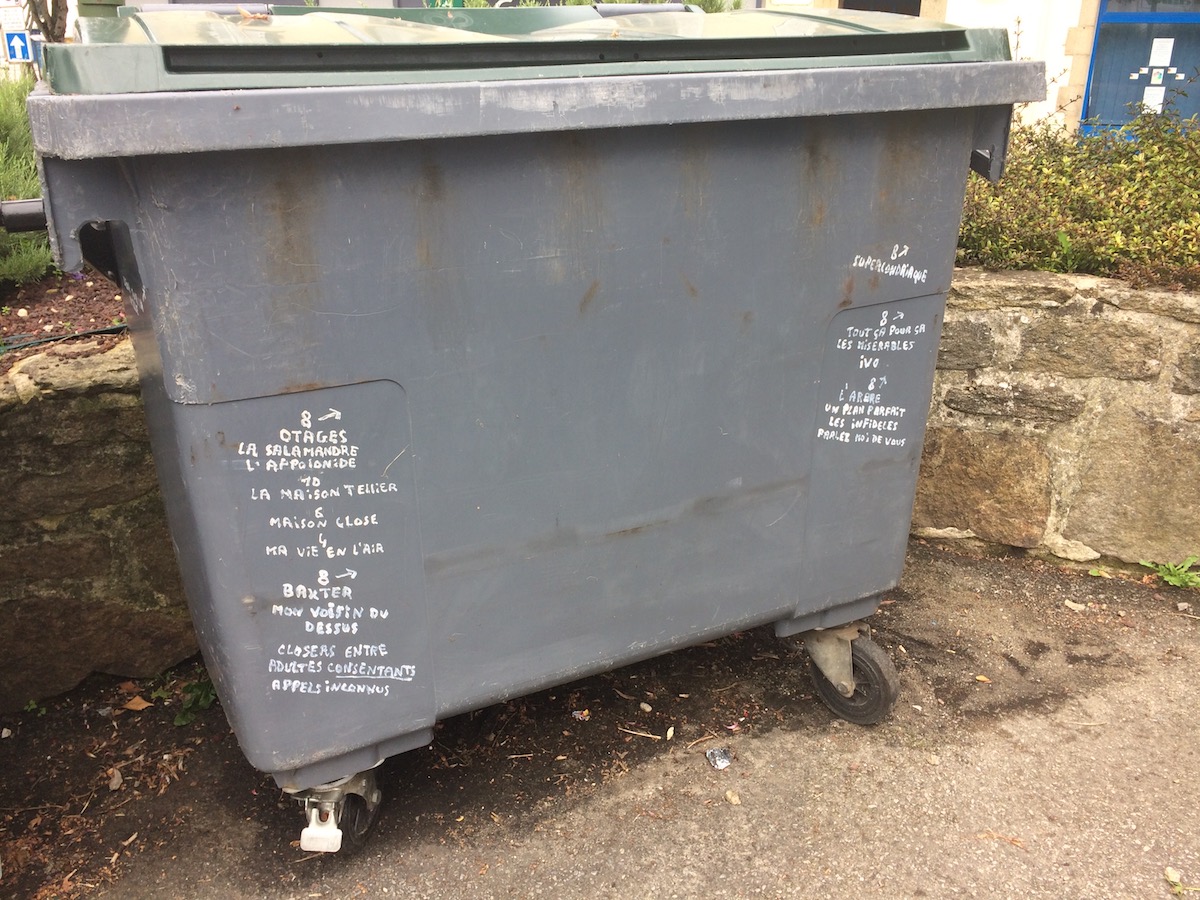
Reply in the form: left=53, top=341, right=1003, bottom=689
left=3, top=539, right=1198, bottom=899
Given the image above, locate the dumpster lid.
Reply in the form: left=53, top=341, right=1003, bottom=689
left=47, top=6, right=1017, bottom=94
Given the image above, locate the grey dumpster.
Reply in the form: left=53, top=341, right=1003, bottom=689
left=29, top=6, right=1044, bottom=851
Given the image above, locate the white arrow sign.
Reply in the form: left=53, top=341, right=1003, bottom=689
left=5, top=31, right=32, bottom=63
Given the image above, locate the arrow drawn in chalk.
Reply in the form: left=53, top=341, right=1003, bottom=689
left=318, top=409, right=342, bottom=421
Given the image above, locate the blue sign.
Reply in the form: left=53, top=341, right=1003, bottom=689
left=5, top=30, right=33, bottom=63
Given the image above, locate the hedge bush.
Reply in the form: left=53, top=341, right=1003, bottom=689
left=958, top=101, right=1200, bottom=290
left=0, top=73, right=52, bottom=286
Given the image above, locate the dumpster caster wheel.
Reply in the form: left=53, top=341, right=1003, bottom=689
left=336, top=791, right=381, bottom=852
left=293, top=769, right=382, bottom=854
left=808, top=634, right=898, bottom=726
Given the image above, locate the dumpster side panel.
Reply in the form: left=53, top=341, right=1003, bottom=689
left=161, top=383, right=436, bottom=777
left=40, top=106, right=980, bottom=782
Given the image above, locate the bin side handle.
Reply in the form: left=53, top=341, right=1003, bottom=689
left=970, top=104, right=1014, bottom=183
left=0, top=198, right=47, bottom=233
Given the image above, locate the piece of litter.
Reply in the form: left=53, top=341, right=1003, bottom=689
left=975, top=675, right=992, bottom=683
left=911, top=704, right=924, bottom=713
left=639, top=702, right=653, bottom=714
left=571, top=709, right=590, bottom=721
left=666, top=726, right=674, bottom=741
left=725, top=790, right=741, bottom=805
left=1, top=728, right=11, bottom=739
left=1064, top=600, right=1087, bottom=612
left=706, top=748, right=732, bottom=770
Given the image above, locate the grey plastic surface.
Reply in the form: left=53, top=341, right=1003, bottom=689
left=31, top=29, right=1044, bottom=789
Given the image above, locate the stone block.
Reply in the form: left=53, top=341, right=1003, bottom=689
left=0, top=591, right=195, bottom=713
left=942, top=382, right=1085, bottom=423
left=949, top=269, right=1076, bottom=310
left=1174, top=341, right=1200, bottom=395
left=0, top=393, right=159, bottom=521
left=1084, top=280, right=1200, bottom=325
left=913, top=427, right=1051, bottom=548
left=1015, top=312, right=1162, bottom=380
left=937, top=316, right=996, bottom=370
left=1062, top=409, right=1200, bottom=565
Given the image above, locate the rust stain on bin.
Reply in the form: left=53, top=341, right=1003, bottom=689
left=579, top=279, right=600, bottom=316
left=839, top=275, right=855, bottom=309
left=810, top=199, right=827, bottom=229
left=416, top=158, right=448, bottom=273
left=554, top=135, right=605, bottom=281
left=680, top=141, right=710, bottom=223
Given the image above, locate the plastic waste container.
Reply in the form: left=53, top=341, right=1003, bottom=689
left=29, top=5, right=1044, bottom=851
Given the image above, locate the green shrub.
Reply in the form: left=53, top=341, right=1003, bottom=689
left=958, top=100, right=1200, bottom=290
left=0, top=74, right=52, bottom=287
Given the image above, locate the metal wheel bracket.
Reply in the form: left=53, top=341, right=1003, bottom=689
left=290, top=769, right=382, bottom=854
left=802, top=622, right=868, bottom=698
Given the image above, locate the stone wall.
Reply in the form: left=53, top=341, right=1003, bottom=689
left=0, top=341, right=196, bottom=713
left=913, top=269, right=1200, bottom=565
left=1, top=269, right=1196, bottom=710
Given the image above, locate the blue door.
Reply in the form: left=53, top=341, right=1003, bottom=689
left=1083, top=0, right=1200, bottom=130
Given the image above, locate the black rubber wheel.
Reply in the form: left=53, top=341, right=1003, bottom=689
left=336, top=792, right=381, bottom=853
left=809, top=635, right=899, bottom=726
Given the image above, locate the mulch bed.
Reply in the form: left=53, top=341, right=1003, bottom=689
left=0, top=268, right=127, bottom=375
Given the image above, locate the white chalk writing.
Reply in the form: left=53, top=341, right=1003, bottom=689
left=225, top=405, right=413, bottom=700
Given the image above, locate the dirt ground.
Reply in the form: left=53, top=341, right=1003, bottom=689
left=0, top=269, right=125, bottom=374
left=2, top=540, right=1198, bottom=899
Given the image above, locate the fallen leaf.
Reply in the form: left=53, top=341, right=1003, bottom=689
left=123, top=696, right=153, bottom=712
left=107, top=768, right=123, bottom=791
left=118, top=681, right=140, bottom=694
left=666, top=726, right=675, bottom=741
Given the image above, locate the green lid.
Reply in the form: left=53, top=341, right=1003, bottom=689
left=45, top=7, right=1010, bottom=95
